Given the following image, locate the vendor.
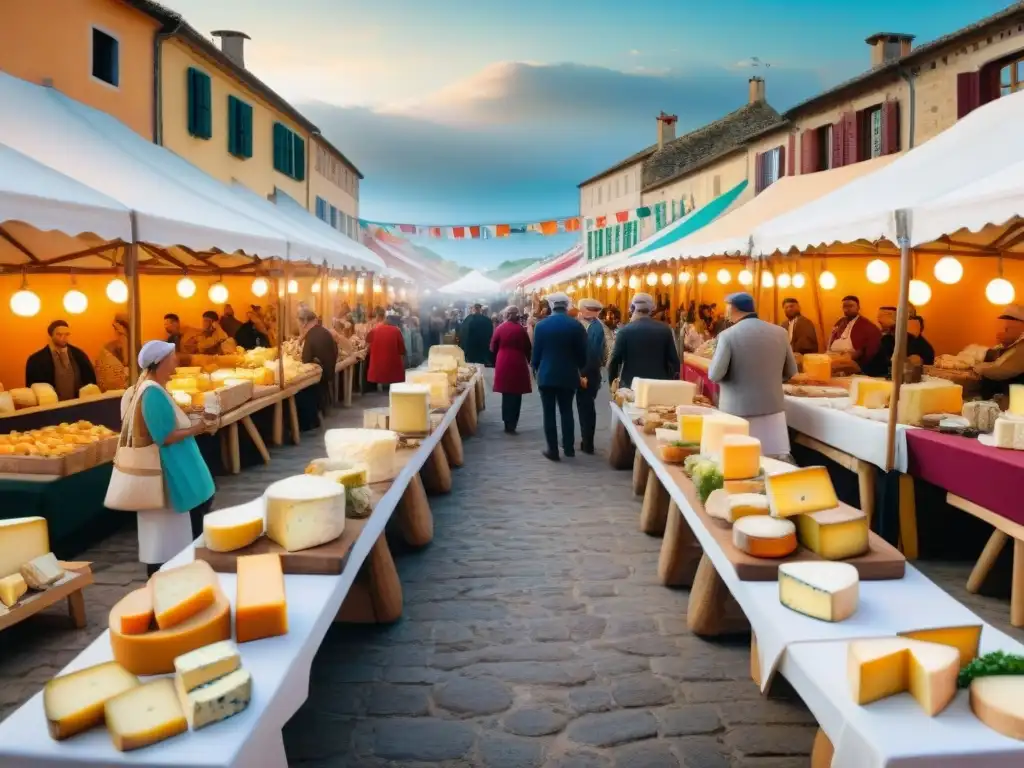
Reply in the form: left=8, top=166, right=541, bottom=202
left=975, top=303, right=1024, bottom=399
left=164, top=313, right=182, bottom=349
left=183, top=311, right=229, bottom=355
left=234, top=305, right=270, bottom=350
left=219, top=304, right=242, bottom=337
left=827, top=295, right=881, bottom=370
left=864, top=307, right=936, bottom=378
left=25, top=320, right=97, bottom=401
left=780, top=298, right=818, bottom=355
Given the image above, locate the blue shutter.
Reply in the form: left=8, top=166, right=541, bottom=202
left=292, top=134, right=305, bottom=181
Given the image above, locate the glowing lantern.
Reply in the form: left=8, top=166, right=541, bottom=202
left=176, top=276, right=196, bottom=299
left=10, top=288, right=41, bottom=317
left=818, top=270, right=837, bottom=290
left=777, top=273, right=792, bottom=289
left=628, top=275, right=640, bottom=290
left=645, top=272, right=658, bottom=287
left=63, top=289, right=88, bottom=314
left=208, top=281, right=229, bottom=304
left=792, top=273, right=806, bottom=289
left=866, top=259, right=890, bottom=284
left=717, top=268, right=731, bottom=284
left=678, top=271, right=691, bottom=284
left=106, top=278, right=128, bottom=304
left=328, top=278, right=340, bottom=293
left=286, top=279, right=299, bottom=295
left=934, top=256, right=963, bottom=285
left=595, top=276, right=604, bottom=287
left=986, top=278, right=1015, bottom=305
left=251, top=277, right=269, bottom=297
left=661, top=272, right=673, bottom=286
left=697, top=272, right=708, bottom=284
left=738, top=269, right=753, bottom=286
left=909, top=279, right=932, bottom=306
left=312, top=281, right=321, bottom=293
left=761, top=272, right=774, bottom=288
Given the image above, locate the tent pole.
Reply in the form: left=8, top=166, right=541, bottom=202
left=886, top=210, right=913, bottom=473
left=126, top=214, right=141, bottom=385
left=810, top=258, right=826, bottom=353
left=771, top=256, right=780, bottom=325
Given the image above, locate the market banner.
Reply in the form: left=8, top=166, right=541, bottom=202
left=358, top=215, right=582, bottom=239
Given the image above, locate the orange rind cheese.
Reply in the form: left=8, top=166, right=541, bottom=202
left=116, top=588, right=155, bottom=635
left=148, top=561, right=217, bottom=630
left=235, top=553, right=288, bottom=643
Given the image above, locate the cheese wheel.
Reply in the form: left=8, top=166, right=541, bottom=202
left=202, top=501, right=264, bottom=553
left=779, top=561, right=859, bottom=622
left=970, top=676, right=1024, bottom=740
left=109, top=587, right=231, bottom=675
left=847, top=637, right=959, bottom=716
left=732, top=516, right=797, bottom=558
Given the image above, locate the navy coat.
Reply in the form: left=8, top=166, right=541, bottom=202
left=581, top=318, right=606, bottom=388
left=531, top=310, right=587, bottom=390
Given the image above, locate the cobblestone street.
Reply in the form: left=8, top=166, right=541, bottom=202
left=0, top=373, right=1022, bottom=766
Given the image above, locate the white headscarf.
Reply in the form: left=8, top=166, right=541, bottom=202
left=138, top=340, right=175, bottom=370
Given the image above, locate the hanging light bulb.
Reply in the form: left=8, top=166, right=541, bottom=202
left=678, top=271, right=691, bottom=284
left=660, top=272, right=673, bottom=286
left=645, top=272, right=658, bottom=287
left=986, top=277, right=1015, bottom=305
left=934, top=256, right=963, bottom=285
left=209, top=281, right=229, bottom=303
left=63, top=288, right=88, bottom=314
left=738, top=269, right=753, bottom=286
left=909, top=279, right=932, bottom=306
left=761, top=271, right=774, bottom=288
left=595, top=275, right=604, bottom=288
left=251, top=277, right=269, bottom=297
left=617, top=276, right=624, bottom=290
left=373, top=281, right=383, bottom=293
left=716, top=268, right=731, bottom=285
left=177, top=276, right=196, bottom=299
left=777, top=273, right=792, bottom=289
left=106, top=278, right=128, bottom=304
left=286, top=279, right=299, bottom=295
left=355, top=278, right=365, bottom=293
left=312, top=280, right=321, bottom=293
left=792, top=272, right=806, bottom=289
left=818, top=270, right=837, bottom=290
left=697, top=271, right=708, bottom=284
left=341, top=279, right=350, bottom=292
left=328, top=278, right=340, bottom=293
left=566, top=284, right=576, bottom=295
left=10, top=282, right=41, bottom=317
left=628, top=275, right=640, bottom=290
left=577, top=278, right=586, bottom=288
left=866, top=259, right=890, bottom=284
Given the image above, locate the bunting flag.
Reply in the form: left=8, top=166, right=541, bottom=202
left=358, top=215, right=583, bottom=240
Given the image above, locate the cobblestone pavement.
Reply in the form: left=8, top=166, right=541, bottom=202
left=1, top=374, right=1022, bottom=767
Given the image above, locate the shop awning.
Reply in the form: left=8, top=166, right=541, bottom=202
left=270, top=190, right=384, bottom=272
left=362, top=231, right=452, bottom=289
left=518, top=243, right=584, bottom=289
left=752, top=89, right=1024, bottom=256
left=522, top=246, right=586, bottom=293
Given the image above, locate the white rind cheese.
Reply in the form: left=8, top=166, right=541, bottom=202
left=406, top=371, right=451, bottom=408
left=20, top=552, right=64, bottom=589
left=324, top=428, right=398, bottom=483
left=265, top=475, right=346, bottom=552
left=0, top=517, right=49, bottom=579
left=992, top=416, right=1024, bottom=450
left=104, top=678, right=187, bottom=752
left=174, top=640, right=241, bottom=692
left=389, top=383, right=431, bottom=434
left=177, top=667, right=252, bottom=730
left=633, top=378, right=696, bottom=409
left=778, top=561, right=859, bottom=622
left=202, top=502, right=264, bottom=553
left=428, top=344, right=466, bottom=366
left=705, top=490, right=769, bottom=523
left=699, top=414, right=749, bottom=456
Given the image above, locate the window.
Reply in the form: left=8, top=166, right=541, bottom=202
left=315, top=196, right=328, bottom=222
left=587, top=231, right=594, bottom=260
left=756, top=146, right=782, bottom=194
left=862, top=106, right=883, bottom=160
left=614, top=225, right=621, bottom=253
left=273, top=123, right=305, bottom=181
left=817, top=124, right=833, bottom=170
left=92, top=28, right=119, bottom=86
left=227, top=96, right=253, bottom=158
left=999, top=55, right=1024, bottom=97
left=330, top=205, right=338, bottom=229
left=187, top=68, right=212, bottom=139
left=654, top=201, right=667, bottom=231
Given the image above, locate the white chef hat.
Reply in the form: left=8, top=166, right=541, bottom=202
left=138, top=340, right=175, bottom=370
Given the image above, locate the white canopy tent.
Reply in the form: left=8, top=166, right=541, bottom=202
left=270, top=190, right=384, bottom=272
left=751, top=89, right=1024, bottom=256
left=438, top=270, right=503, bottom=296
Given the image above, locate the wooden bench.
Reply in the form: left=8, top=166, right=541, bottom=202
left=0, top=561, right=93, bottom=633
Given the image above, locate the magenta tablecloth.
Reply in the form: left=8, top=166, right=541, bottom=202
left=905, top=428, right=1024, bottom=526
left=682, top=361, right=718, bottom=405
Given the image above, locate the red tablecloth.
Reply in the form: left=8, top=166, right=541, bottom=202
left=905, top=429, right=1024, bottom=526
left=682, top=360, right=718, bottom=405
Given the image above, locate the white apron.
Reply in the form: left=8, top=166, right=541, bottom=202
left=829, top=316, right=859, bottom=354
left=746, top=411, right=791, bottom=457
left=120, top=381, right=194, bottom=565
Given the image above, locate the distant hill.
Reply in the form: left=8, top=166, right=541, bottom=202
left=486, top=258, right=541, bottom=281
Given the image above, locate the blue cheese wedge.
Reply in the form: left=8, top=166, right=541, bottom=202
left=177, top=668, right=252, bottom=730
left=174, top=640, right=241, bottom=692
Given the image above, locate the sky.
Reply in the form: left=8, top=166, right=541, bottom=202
left=163, top=0, right=1013, bottom=268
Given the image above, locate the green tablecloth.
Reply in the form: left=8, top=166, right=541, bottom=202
left=0, top=463, right=127, bottom=559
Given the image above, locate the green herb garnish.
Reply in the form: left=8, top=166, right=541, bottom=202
left=957, top=651, right=1024, bottom=688
left=669, top=441, right=699, bottom=449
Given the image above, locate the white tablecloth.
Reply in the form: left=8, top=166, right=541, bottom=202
left=0, top=379, right=477, bottom=768
left=784, top=395, right=911, bottom=472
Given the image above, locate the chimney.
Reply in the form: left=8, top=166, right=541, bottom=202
left=656, top=112, right=677, bottom=151
left=211, top=30, right=251, bottom=68
left=865, top=33, right=914, bottom=68
left=748, top=76, right=765, bottom=104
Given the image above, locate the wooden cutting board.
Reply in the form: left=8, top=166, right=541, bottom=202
left=648, top=437, right=906, bottom=581
left=195, top=518, right=365, bottom=575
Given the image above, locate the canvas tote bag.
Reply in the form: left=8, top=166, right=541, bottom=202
left=104, top=380, right=165, bottom=511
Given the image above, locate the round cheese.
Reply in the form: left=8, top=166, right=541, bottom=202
left=324, top=428, right=398, bottom=483
left=202, top=500, right=265, bottom=553
left=970, top=675, right=1024, bottom=740
left=732, top=516, right=797, bottom=558
left=264, top=475, right=345, bottom=552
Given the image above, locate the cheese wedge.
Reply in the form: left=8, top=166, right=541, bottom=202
left=324, top=428, right=398, bottom=483
left=678, top=414, right=705, bottom=444
left=732, top=516, right=797, bottom=558
left=321, top=463, right=370, bottom=489
left=705, top=489, right=770, bottom=523
left=149, top=561, right=218, bottom=630
left=109, top=586, right=231, bottom=676
left=723, top=476, right=766, bottom=495
left=43, top=661, right=139, bottom=741
left=174, top=640, right=241, bottom=692
left=105, top=679, right=187, bottom=752
left=970, top=676, right=1024, bottom=740
left=897, top=625, right=982, bottom=670
left=801, top=354, right=831, bottom=382
left=0, top=572, right=28, bottom=607
left=779, top=561, right=858, bottom=622
left=719, top=434, right=761, bottom=480
left=993, top=416, right=1024, bottom=450
left=235, top=553, right=288, bottom=643
left=20, top=552, right=64, bottom=589
left=0, top=516, right=49, bottom=579
left=847, top=637, right=959, bottom=716
left=766, top=466, right=838, bottom=518
left=178, top=667, right=252, bottom=730
left=202, top=501, right=264, bottom=553
left=897, top=380, right=964, bottom=426
left=406, top=371, right=451, bottom=408
left=849, top=377, right=891, bottom=408
left=634, top=379, right=696, bottom=409
left=265, top=475, right=346, bottom=552
left=116, top=587, right=154, bottom=635
left=794, top=505, right=869, bottom=560
left=699, top=414, right=749, bottom=456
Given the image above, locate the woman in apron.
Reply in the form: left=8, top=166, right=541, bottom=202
left=121, top=341, right=216, bottom=576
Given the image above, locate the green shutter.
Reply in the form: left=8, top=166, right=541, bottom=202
left=227, top=97, right=253, bottom=159
left=587, top=231, right=593, bottom=260
left=187, top=68, right=212, bottom=139
left=272, top=123, right=288, bottom=174
left=292, top=134, right=305, bottom=181
left=614, top=225, right=621, bottom=252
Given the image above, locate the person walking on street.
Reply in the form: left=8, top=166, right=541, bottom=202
left=367, top=310, right=407, bottom=392
left=490, top=306, right=533, bottom=434
left=531, top=293, right=587, bottom=462
left=708, top=292, right=797, bottom=457
left=458, top=303, right=494, bottom=365
left=576, top=298, right=606, bottom=454
left=607, top=293, right=680, bottom=390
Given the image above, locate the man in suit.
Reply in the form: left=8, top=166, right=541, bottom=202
left=708, top=292, right=797, bottom=457
left=576, top=298, right=607, bottom=455
left=25, top=320, right=97, bottom=401
left=531, top=292, right=587, bottom=462
left=298, top=305, right=339, bottom=419
left=607, top=293, right=680, bottom=390
left=780, top=298, right=818, bottom=355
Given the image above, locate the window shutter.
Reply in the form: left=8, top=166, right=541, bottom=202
left=293, top=134, right=305, bottom=181
left=228, top=97, right=238, bottom=155
left=198, top=73, right=211, bottom=139
left=186, top=69, right=196, bottom=135
left=242, top=103, right=253, bottom=158
left=957, top=72, right=981, bottom=119
left=786, top=134, right=795, bottom=176
left=843, top=112, right=859, bottom=165
left=587, top=231, right=593, bottom=260
left=272, top=123, right=285, bottom=173
left=831, top=120, right=844, bottom=168
left=881, top=101, right=900, bottom=155
left=754, top=152, right=763, bottom=194
left=800, top=130, right=816, bottom=173
left=777, top=144, right=786, bottom=180
left=614, top=224, right=621, bottom=252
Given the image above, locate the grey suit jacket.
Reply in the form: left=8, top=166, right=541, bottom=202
left=708, top=315, right=797, bottom=417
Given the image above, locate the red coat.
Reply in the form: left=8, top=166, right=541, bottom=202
left=367, top=322, right=406, bottom=384
left=490, top=320, right=533, bottom=395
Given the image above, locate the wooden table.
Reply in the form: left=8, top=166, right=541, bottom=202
left=0, top=561, right=93, bottom=633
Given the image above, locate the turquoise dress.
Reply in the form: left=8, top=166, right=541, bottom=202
left=141, top=387, right=214, bottom=514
